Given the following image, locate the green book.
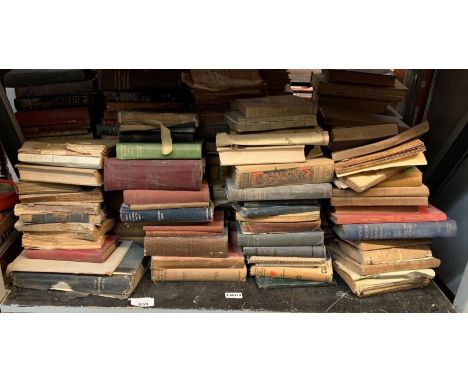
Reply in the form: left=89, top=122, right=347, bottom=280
left=255, top=276, right=336, bottom=289
left=116, top=142, right=202, bottom=160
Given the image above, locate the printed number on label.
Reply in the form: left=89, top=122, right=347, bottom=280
left=225, top=292, right=243, bottom=299
left=130, top=297, right=155, bottom=307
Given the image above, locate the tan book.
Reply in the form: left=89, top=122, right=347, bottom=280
left=7, top=240, right=131, bottom=276
left=129, top=202, right=210, bottom=211
left=330, top=196, right=428, bottom=207
left=151, top=256, right=245, bottom=269
left=151, top=267, right=247, bottom=282
left=16, top=164, right=103, bottom=186
left=19, top=210, right=105, bottom=225
left=18, top=140, right=115, bottom=169
left=335, top=139, right=426, bottom=176
left=332, top=120, right=429, bottom=161
left=337, top=241, right=433, bottom=265
left=15, top=181, right=84, bottom=195
left=225, top=111, right=317, bottom=132
left=235, top=211, right=320, bottom=222
left=316, top=95, right=389, bottom=114
left=15, top=202, right=102, bottom=216
left=233, top=158, right=334, bottom=188
left=332, top=258, right=434, bottom=297
left=334, top=206, right=419, bottom=214
left=341, top=167, right=406, bottom=192
left=248, top=256, right=328, bottom=266
left=375, top=167, right=423, bottom=187
left=232, top=95, right=315, bottom=118
left=217, top=145, right=305, bottom=166
left=19, top=188, right=103, bottom=203
left=15, top=218, right=114, bottom=235
left=343, top=239, right=432, bottom=251
left=332, top=185, right=429, bottom=198
left=331, top=123, right=398, bottom=142
left=22, top=233, right=107, bottom=250
left=216, top=130, right=328, bottom=147
left=250, top=264, right=333, bottom=282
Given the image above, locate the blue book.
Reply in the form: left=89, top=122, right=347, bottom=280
left=333, top=219, right=457, bottom=241
left=120, top=203, right=213, bottom=223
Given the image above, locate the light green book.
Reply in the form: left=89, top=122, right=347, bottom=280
left=116, top=141, right=202, bottom=160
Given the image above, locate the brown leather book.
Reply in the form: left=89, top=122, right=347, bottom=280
left=97, top=69, right=181, bottom=91
left=322, top=69, right=396, bottom=87
left=15, top=107, right=90, bottom=126
left=124, top=182, right=210, bottom=205
left=240, top=220, right=321, bottom=234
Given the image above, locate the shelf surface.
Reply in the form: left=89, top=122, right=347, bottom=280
left=0, top=272, right=455, bottom=313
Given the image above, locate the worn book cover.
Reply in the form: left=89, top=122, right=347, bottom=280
left=232, top=95, right=315, bottom=118
left=322, top=69, right=396, bottom=87
left=16, top=164, right=103, bottom=187
left=123, top=182, right=210, bottom=205
left=151, top=267, right=247, bottom=282
left=217, top=145, right=306, bottom=166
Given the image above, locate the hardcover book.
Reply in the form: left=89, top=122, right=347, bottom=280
left=15, top=107, right=90, bottom=127
left=120, top=203, right=213, bottom=223
left=225, top=111, right=317, bottom=132
left=243, top=245, right=326, bottom=257
left=4, top=69, right=90, bottom=87
left=151, top=267, right=247, bottom=282
left=234, top=202, right=320, bottom=218
left=124, top=182, right=210, bottom=205
left=116, top=142, right=202, bottom=160
left=237, top=228, right=324, bottom=247
left=217, top=145, right=306, bottom=166
left=322, top=69, right=396, bottom=87
left=16, top=164, right=103, bottom=186
left=14, top=79, right=96, bottom=98
left=15, top=94, right=96, bottom=111
left=231, top=95, right=315, bottom=118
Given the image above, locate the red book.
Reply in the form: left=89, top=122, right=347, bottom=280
left=24, top=235, right=118, bottom=263
left=144, top=210, right=224, bottom=235
left=329, top=205, right=447, bottom=224
left=0, top=180, right=19, bottom=211
left=15, top=107, right=90, bottom=126
left=104, top=158, right=204, bottom=191
left=124, top=182, right=210, bottom=205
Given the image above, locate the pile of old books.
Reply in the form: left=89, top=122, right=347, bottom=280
left=288, top=69, right=314, bottom=99
left=104, top=115, right=247, bottom=282
left=95, top=69, right=186, bottom=139
left=218, top=94, right=335, bottom=288
left=0, top=180, right=21, bottom=273
left=4, top=69, right=99, bottom=140
left=7, top=140, right=147, bottom=299
left=327, top=120, right=457, bottom=296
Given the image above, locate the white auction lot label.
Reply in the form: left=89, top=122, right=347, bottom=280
left=225, top=292, right=243, bottom=299
left=130, top=297, right=155, bottom=307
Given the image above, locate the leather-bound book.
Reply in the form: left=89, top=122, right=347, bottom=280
left=124, top=182, right=210, bottom=205
left=15, top=107, right=90, bottom=127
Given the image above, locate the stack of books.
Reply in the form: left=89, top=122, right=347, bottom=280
left=327, top=120, right=457, bottom=296
left=0, top=180, right=20, bottom=273
left=288, top=69, right=314, bottom=99
left=4, top=69, right=99, bottom=140
left=258, top=70, right=291, bottom=96
left=7, top=140, right=146, bottom=299
left=95, top=69, right=186, bottom=138
left=104, top=126, right=248, bottom=282
left=218, top=94, right=335, bottom=287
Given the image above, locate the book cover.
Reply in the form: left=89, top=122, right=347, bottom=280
left=243, top=245, right=326, bottom=257
left=123, top=182, right=210, bottom=205
left=16, top=164, right=103, bottom=187
left=217, top=145, right=306, bottom=166
left=234, top=202, right=320, bottom=218
left=4, top=69, right=89, bottom=87
left=14, top=79, right=96, bottom=98
left=232, top=95, right=315, bottom=118
left=240, top=220, right=321, bottom=234
left=116, top=142, right=202, bottom=160
left=15, top=94, right=96, bottom=111
left=97, top=69, right=181, bottom=91
left=237, top=227, right=324, bottom=247
left=322, top=69, right=396, bottom=87
left=15, top=107, right=90, bottom=127
left=151, top=267, right=247, bottom=282
left=120, top=203, right=213, bottom=223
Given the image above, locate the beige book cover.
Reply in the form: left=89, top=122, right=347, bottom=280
left=248, top=256, right=328, bottom=266
left=330, top=196, right=428, bottom=207
left=331, top=123, right=398, bottom=142
left=332, top=185, right=429, bottom=198
left=216, top=130, right=328, bottom=147
left=151, top=267, right=247, bottom=282
left=15, top=181, right=84, bottom=195
left=250, top=264, right=333, bottom=282
left=15, top=202, right=102, bottom=216
left=217, top=145, right=306, bottom=166
left=16, top=164, right=103, bottom=187
left=19, top=188, right=104, bottom=203
left=7, top=240, right=131, bottom=276
left=232, top=95, right=315, bottom=118
left=22, top=233, right=106, bottom=250
left=375, top=167, right=423, bottom=187
left=343, top=238, right=432, bottom=251
left=341, top=167, right=406, bottom=192
left=15, top=218, right=114, bottom=235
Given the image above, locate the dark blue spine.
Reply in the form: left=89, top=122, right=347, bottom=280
left=120, top=204, right=213, bottom=223
left=28, top=213, right=91, bottom=223
left=335, top=219, right=457, bottom=240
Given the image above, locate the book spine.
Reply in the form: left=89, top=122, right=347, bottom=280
left=227, top=183, right=332, bottom=201
left=116, top=143, right=201, bottom=160
left=96, top=124, right=119, bottom=137
left=123, top=186, right=210, bottom=205
left=250, top=266, right=333, bottom=282
left=98, top=69, right=181, bottom=91
left=151, top=267, right=247, bottom=282
left=144, top=236, right=228, bottom=257
left=104, top=158, right=203, bottom=191
left=14, top=94, right=96, bottom=111
left=14, top=80, right=96, bottom=98
left=330, top=196, right=428, bottom=207
left=237, top=231, right=324, bottom=247
left=239, top=205, right=319, bottom=218
left=120, top=205, right=212, bottom=223
left=243, top=246, right=326, bottom=257
left=336, top=220, right=458, bottom=240
left=241, top=221, right=321, bottom=234
left=236, top=162, right=334, bottom=188
left=15, top=107, right=90, bottom=126
left=151, top=256, right=245, bottom=269
left=21, top=213, right=92, bottom=224
left=331, top=212, right=447, bottom=224
left=4, top=70, right=87, bottom=87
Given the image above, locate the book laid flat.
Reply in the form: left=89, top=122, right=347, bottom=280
left=15, top=94, right=97, bottom=111
left=104, top=158, right=203, bottom=191
left=15, top=181, right=86, bottom=195
left=247, top=256, right=329, bottom=266
left=231, top=95, right=315, bottom=118
left=329, top=243, right=440, bottom=275
left=107, top=102, right=184, bottom=112
left=15, top=107, right=90, bottom=126
left=225, top=111, right=317, bottom=132
left=128, top=202, right=209, bottom=210
left=16, top=164, right=103, bottom=186
left=120, top=203, right=213, bottom=223
left=151, top=267, right=247, bottom=282
left=234, top=202, right=320, bottom=218
left=315, top=95, right=389, bottom=114
left=118, top=111, right=197, bottom=127
left=236, top=210, right=320, bottom=223
left=330, top=196, right=428, bottom=207
left=116, top=142, right=202, bottom=160
left=336, top=240, right=434, bottom=265
left=240, top=220, right=321, bottom=234
left=217, top=145, right=306, bottom=166
left=334, top=139, right=426, bottom=176
left=4, top=69, right=90, bottom=87
left=243, top=246, right=326, bottom=257
left=123, top=182, right=210, bottom=205
left=14, top=79, right=96, bottom=98
left=21, top=232, right=107, bottom=250
left=340, top=167, right=406, bottom=192
left=14, top=202, right=104, bottom=224
left=331, top=185, right=429, bottom=198
left=375, top=167, right=423, bottom=187
left=332, top=219, right=457, bottom=240
left=332, top=121, right=429, bottom=161
left=233, top=157, right=334, bottom=188
left=19, top=188, right=103, bottom=203
left=250, top=264, right=333, bottom=282
left=18, top=140, right=116, bottom=169
left=15, top=218, right=114, bottom=238
left=330, top=205, right=447, bottom=224
left=330, top=123, right=398, bottom=150
left=144, top=228, right=228, bottom=258
left=97, top=69, right=182, bottom=91
left=24, top=235, right=118, bottom=262
left=332, top=256, right=435, bottom=297
left=143, top=210, right=225, bottom=234
left=7, top=240, right=132, bottom=276
left=10, top=242, right=146, bottom=299
left=342, top=239, right=432, bottom=251
left=226, top=178, right=332, bottom=201
left=322, top=69, right=396, bottom=87
left=216, top=130, right=328, bottom=147
left=255, top=276, right=335, bottom=289
left=237, top=229, right=324, bottom=247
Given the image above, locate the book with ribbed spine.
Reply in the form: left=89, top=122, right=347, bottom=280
left=15, top=94, right=96, bottom=111
left=237, top=228, right=324, bottom=247
left=116, top=142, right=202, bottom=160
left=151, top=267, right=247, bottom=282
left=120, top=203, right=213, bottom=223
left=243, top=246, right=326, bottom=257
left=123, top=182, right=210, bottom=205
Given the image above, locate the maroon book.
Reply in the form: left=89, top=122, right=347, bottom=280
left=124, top=181, right=210, bottom=205
left=104, top=158, right=204, bottom=191
left=97, top=69, right=181, bottom=91
left=15, top=107, right=90, bottom=127
left=24, top=235, right=118, bottom=263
